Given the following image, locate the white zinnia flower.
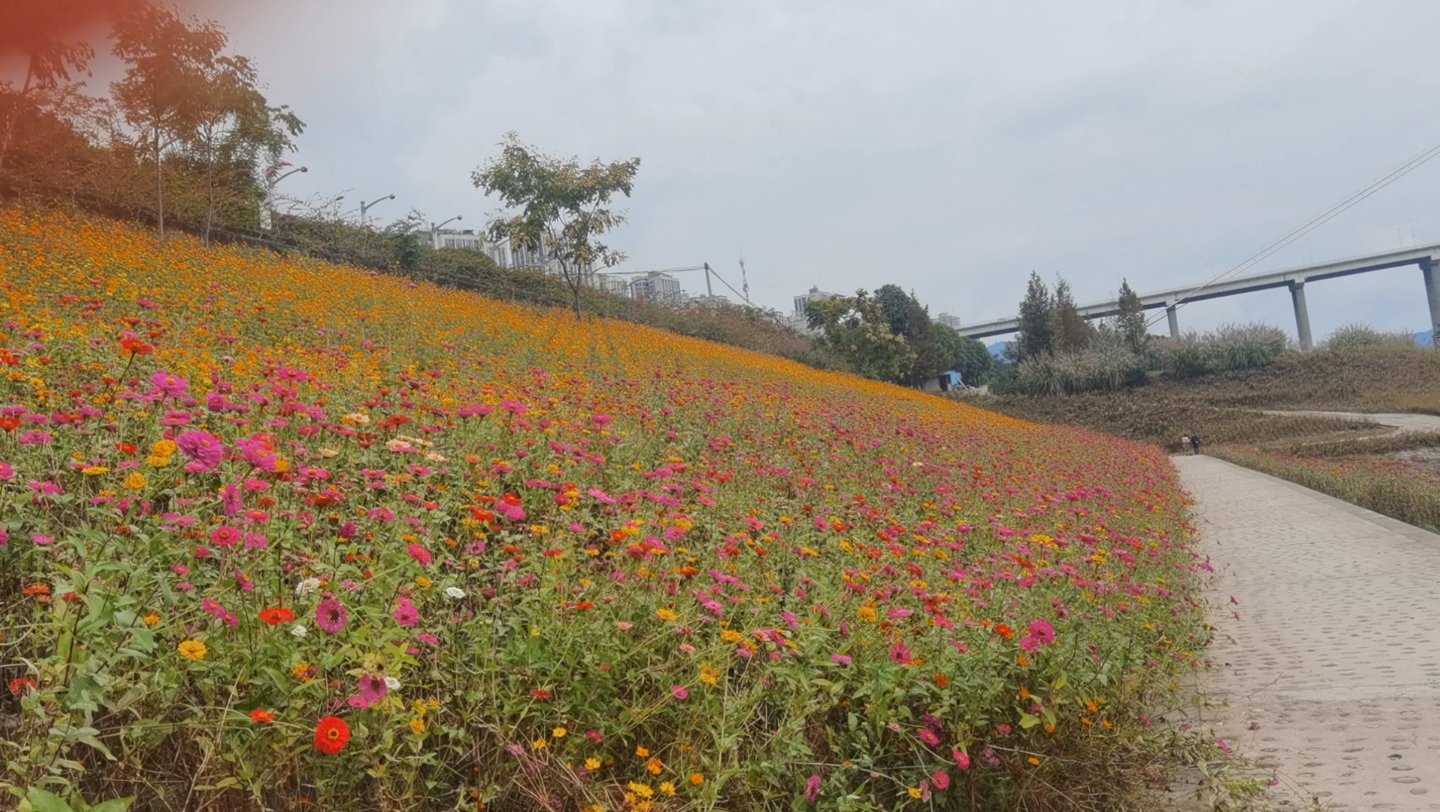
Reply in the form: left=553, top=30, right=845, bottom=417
left=295, top=577, right=321, bottom=596
left=384, top=676, right=402, bottom=690
left=445, top=587, right=466, bottom=599
left=290, top=624, right=308, bottom=639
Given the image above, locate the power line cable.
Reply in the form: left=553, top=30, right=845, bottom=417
left=1144, top=137, right=1440, bottom=328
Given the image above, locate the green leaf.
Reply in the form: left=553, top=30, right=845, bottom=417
left=24, top=788, right=74, bottom=812
left=1018, top=713, right=1040, bottom=730
left=89, top=800, right=136, bottom=812
left=1052, top=674, right=1067, bottom=691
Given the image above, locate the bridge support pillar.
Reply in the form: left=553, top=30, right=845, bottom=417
left=1165, top=300, right=1180, bottom=338
left=1289, top=279, right=1312, bottom=350
left=1423, top=258, right=1440, bottom=348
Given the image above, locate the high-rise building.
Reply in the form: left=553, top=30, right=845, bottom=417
left=936, top=312, right=963, bottom=329
left=630, top=272, right=684, bottom=303
left=793, top=286, right=840, bottom=318
left=597, top=274, right=631, bottom=297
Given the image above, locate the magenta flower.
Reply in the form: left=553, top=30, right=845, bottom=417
left=359, top=673, right=389, bottom=704
left=31, top=534, right=54, bottom=546
left=830, top=654, right=852, bottom=666
left=394, top=603, right=420, bottom=628
left=671, top=685, right=689, bottom=700
left=931, top=770, right=950, bottom=791
left=1027, top=620, right=1056, bottom=646
left=210, top=526, right=242, bottom=548
left=316, top=599, right=348, bottom=634
left=244, top=533, right=268, bottom=550
left=0, top=462, right=14, bottom=481
left=953, top=750, right=971, bottom=770
left=889, top=642, right=912, bottom=666
left=407, top=544, right=433, bottom=566
left=237, top=436, right=279, bottom=472
left=0, top=528, right=7, bottom=547
left=918, top=728, right=941, bottom=747
left=175, top=431, right=223, bottom=471
left=805, top=774, right=821, bottom=804
left=149, top=370, right=190, bottom=398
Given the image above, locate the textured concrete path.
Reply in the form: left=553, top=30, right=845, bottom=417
left=1174, top=455, right=1440, bottom=811
left=1259, top=410, right=1440, bottom=432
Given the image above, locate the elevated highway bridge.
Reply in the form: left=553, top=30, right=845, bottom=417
left=956, top=243, right=1440, bottom=350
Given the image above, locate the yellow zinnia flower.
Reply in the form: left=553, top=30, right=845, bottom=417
left=177, top=640, right=207, bottom=660
left=124, top=472, right=147, bottom=490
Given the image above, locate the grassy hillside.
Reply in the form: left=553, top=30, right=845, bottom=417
left=0, top=210, right=1209, bottom=812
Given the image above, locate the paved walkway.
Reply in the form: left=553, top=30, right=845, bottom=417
left=1259, top=410, right=1440, bottom=432
left=1173, top=455, right=1440, bottom=811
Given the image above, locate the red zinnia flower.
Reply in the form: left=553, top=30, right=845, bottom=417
left=314, top=716, right=351, bottom=755
left=531, top=689, right=552, bottom=701
left=9, top=676, right=37, bottom=696
left=259, top=607, right=296, bottom=626
left=250, top=709, right=276, bottom=723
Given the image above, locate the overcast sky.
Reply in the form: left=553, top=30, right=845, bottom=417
left=178, top=0, right=1440, bottom=339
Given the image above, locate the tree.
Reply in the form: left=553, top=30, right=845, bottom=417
left=1052, top=277, right=1094, bottom=352
left=1009, top=271, right=1054, bottom=363
left=178, top=52, right=303, bottom=245
left=934, top=324, right=993, bottom=386
left=806, top=290, right=916, bottom=384
left=0, top=0, right=143, bottom=172
left=1116, top=278, right=1148, bottom=352
left=873, top=284, right=946, bottom=385
left=111, top=3, right=228, bottom=241
left=472, top=133, right=640, bottom=319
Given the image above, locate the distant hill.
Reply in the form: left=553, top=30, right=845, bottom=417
left=987, top=340, right=1010, bottom=360
left=1417, top=330, right=1434, bottom=348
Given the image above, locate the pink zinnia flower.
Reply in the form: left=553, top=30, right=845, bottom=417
left=244, top=533, right=268, bottom=550
left=931, top=770, right=950, bottom=791
left=1027, top=620, right=1056, bottom=646
left=831, top=654, right=852, bottom=666
left=407, top=544, right=433, bottom=566
left=889, top=642, right=912, bottom=666
left=210, top=526, right=242, bottom=548
left=394, top=603, right=420, bottom=628
left=316, top=599, right=348, bottom=634
left=671, top=685, right=689, bottom=700
left=953, top=750, right=971, bottom=770
left=149, top=371, right=190, bottom=398
left=358, top=673, right=388, bottom=704
left=175, top=431, right=224, bottom=471
left=919, top=729, right=941, bottom=747
left=31, top=534, right=54, bottom=546
left=805, top=775, right=821, bottom=804
left=0, top=462, right=14, bottom=481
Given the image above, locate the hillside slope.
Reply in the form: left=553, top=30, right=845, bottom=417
left=0, top=210, right=1204, bottom=811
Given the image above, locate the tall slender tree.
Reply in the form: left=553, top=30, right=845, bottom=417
left=1009, top=271, right=1055, bottom=363
left=111, top=4, right=227, bottom=241
left=1052, top=277, right=1094, bottom=352
left=1115, top=278, right=1148, bottom=351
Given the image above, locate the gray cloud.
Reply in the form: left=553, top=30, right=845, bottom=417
left=196, top=0, right=1440, bottom=339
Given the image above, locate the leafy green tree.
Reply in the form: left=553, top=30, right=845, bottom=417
left=806, top=290, right=916, bottom=384
left=180, top=52, right=303, bottom=245
left=933, top=324, right=993, bottom=385
left=472, top=133, right=641, bottom=319
left=1051, top=277, right=1093, bottom=352
left=0, top=0, right=136, bottom=172
left=1009, top=271, right=1054, bottom=363
left=112, top=3, right=229, bottom=241
left=1115, top=278, right=1148, bottom=352
left=872, top=284, right=947, bottom=385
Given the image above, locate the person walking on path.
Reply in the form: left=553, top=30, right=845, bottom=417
left=1190, top=434, right=1201, bottom=455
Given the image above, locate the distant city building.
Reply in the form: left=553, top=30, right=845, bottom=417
left=936, top=312, right=963, bottom=329
left=630, top=271, right=683, bottom=303
left=597, top=274, right=631, bottom=297
left=689, top=293, right=731, bottom=307
left=793, top=286, right=840, bottom=318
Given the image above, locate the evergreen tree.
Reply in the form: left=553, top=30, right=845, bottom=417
left=1051, top=277, right=1094, bottom=352
left=1116, top=278, right=1148, bottom=352
left=1009, top=271, right=1054, bottom=363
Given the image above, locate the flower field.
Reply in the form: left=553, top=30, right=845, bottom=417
left=1, top=210, right=1207, bottom=811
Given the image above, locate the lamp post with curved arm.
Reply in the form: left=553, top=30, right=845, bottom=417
left=430, top=215, right=463, bottom=248
left=260, top=165, right=307, bottom=230
left=359, top=194, right=395, bottom=228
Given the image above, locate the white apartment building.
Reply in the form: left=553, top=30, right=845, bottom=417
left=629, top=272, right=683, bottom=304
left=597, top=274, right=631, bottom=297
left=793, top=286, right=840, bottom=318
left=936, top=312, right=963, bottom=329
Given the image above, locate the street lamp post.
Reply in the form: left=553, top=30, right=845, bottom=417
left=260, top=165, right=307, bottom=230
left=429, top=215, right=463, bottom=249
left=359, top=194, right=395, bottom=228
